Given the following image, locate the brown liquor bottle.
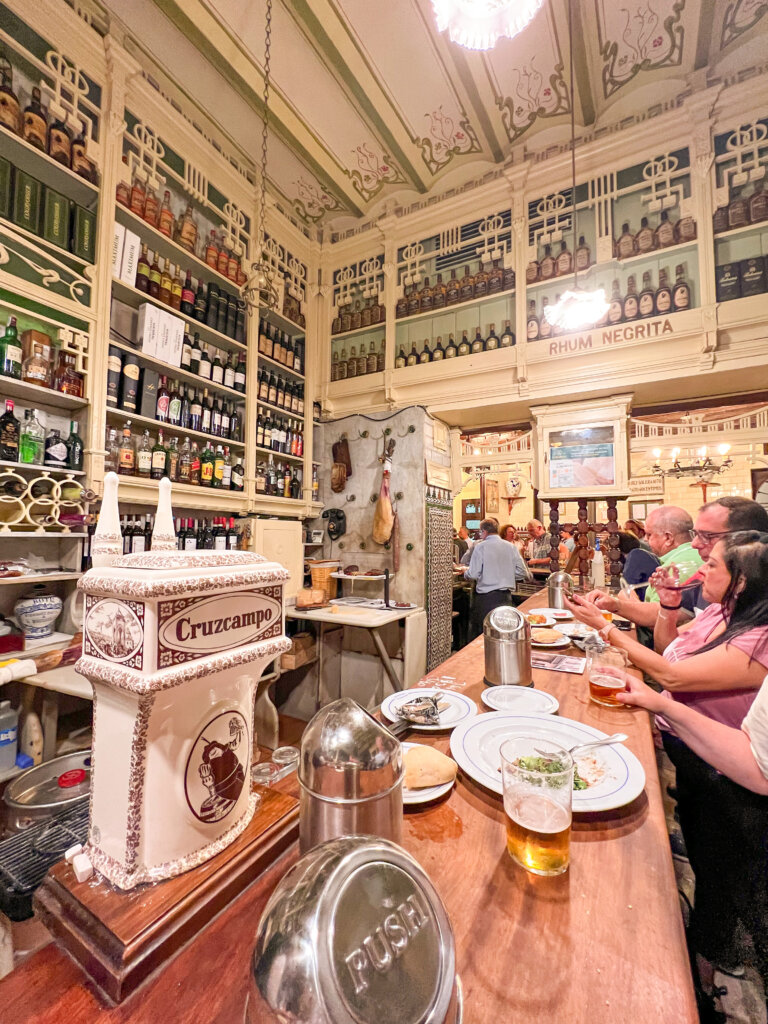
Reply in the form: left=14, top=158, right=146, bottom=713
left=473, top=263, right=489, bottom=299
left=470, top=327, right=485, bottom=353
left=407, top=284, right=421, bottom=316
left=574, top=235, right=591, bottom=272
left=502, top=263, right=516, bottom=291
left=130, top=174, right=146, bottom=218
left=635, top=216, right=655, bottom=254
left=158, top=191, right=174, bottom=237
left=350, top=300, right=362, bottom=331
left=623, top=275, right=639, bottom=320
left=432, top=273, right=447, bottom=309
left=539, top=299, right=552, bottom=339
left=361, top=298, right=372, bottom=328
left=672, top=265, right=691, bottom=311
left=144, top=185, right=160, bottom=227
left=459, top=265, right=475, bottom=302
left=488, top=260, right=503, bottom=294
left=71, top=132, right=97, bottom=184
left=675, top=213, right=697, bottom=243
left=555, top=240, right=572, bottom=277
left=638, top=271, right=655, bottom=317
left=607, top=279, right=623, bottom=324
left=654, top=210, right=675, bottom=248
left=395, top=287, right=409, bottom=319
left=526, top=257, right=540, bottom=284
left=727, top=188, right=749, bottom=229
left=748, top=179, right=768, bottom=224
left=22, top=87, right=47, bottom=151
left=340, top=303, right=352, bottom=333
left=526, top=300, right=539, bottom=341
left=0, top=59, right=20, bottom=133
left=419, top=338, right=432, bottom=363
left=457, top=330, right=471, bottom=356
left=420, top=277, right=433, bottom=313
left=370, top=295, right=381, bottom=325
left=48, top=111, right=71, bottom=167
left=446, top=268, right=460, bottom=305
left=615, top=222, right=635, bottom=259
left=539, top=244, right=555, bottom=279
left=712, top=203, right=729, bottom=235
left=655, top=268, right=672, bottom=315
left=116, top=155, right=131, bottom=207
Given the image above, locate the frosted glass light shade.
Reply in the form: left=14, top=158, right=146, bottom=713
left=432, top=0, right=544, bottom=50
left=543, top=288, right=610, bottom=332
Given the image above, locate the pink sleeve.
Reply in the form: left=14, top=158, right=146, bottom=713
left=728, top=627, right=768, bottom=670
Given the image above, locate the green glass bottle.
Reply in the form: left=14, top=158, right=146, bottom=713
left=1, top=317, right=22, bottom=379
left=200, top=441, right=215, bottom=487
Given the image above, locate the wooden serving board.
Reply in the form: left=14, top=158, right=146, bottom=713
left=34, top=785, right=299, bottom=1005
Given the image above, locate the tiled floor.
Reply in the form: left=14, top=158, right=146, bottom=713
left=658, top=743, right=767, bottom=1024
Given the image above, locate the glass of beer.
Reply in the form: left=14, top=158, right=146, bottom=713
left=586, top=648, right=629, bottom=706
left=500, top=736, right=574, bottom=876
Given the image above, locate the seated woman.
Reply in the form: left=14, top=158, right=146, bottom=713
left=566, top=532, right=768, bottom=1005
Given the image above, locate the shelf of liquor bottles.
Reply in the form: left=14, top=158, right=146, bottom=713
left=108, top=339, right=244, bottom=403
left=0, top=460, right=85, bottom=477
left=254, top=444, right=303, bottom=466
left=260, top=305, right=306, bottom=337
left=0, top=374, right=87, bottom=411
left=712, top=221, right=768, bottom=304
left=390, top=343, right=516, bottom=385
left=524, top=240, right=698, bottom=293
left=0, top=126, right=99, bottom=213
left=258, top=350, right=305, bottom=381
left=111, top=279, right=246, bottom=354
left=106, top=408, right=245, bottom=449
left=258, top=397, right=304, bottom=420
left=394, top=311, right=516, bottom=367
left=110, top=477, right=250, bottom=514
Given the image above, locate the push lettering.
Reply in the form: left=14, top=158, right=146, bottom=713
left=344, top=895, right=430, bottom=995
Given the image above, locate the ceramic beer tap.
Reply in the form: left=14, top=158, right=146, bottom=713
left=151, top=477, right=177, bottom=552
left=76, top=483, right=291, bottom=890
left=91, top=471, right=122, bottom=568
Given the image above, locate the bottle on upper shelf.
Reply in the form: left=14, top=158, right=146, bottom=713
left=407, top=283, right=421, bottom=317
left=420, top=278, right=433, bottom=313
left=655, top=268, right=672, bottom=315
left=484, top=324, right=499, bottom=351
left=419, top=338, right=432, bottom=364
left=488, top=260, right=504, bottom=295
left=158, top=191, right=174, bottom=238
left=654, top=210, right=676, bottom=248
left=539, top=244, right=555, bottom=280
left=347, top=345, right=358, bottom=379
left=500, top=320, right=515, bottom=348
left=350, top=301, right=362, bottom=332
left=623, top=275, right=639, bottom=320
left=1, top=316, right=22, bottom=380
left=470, top=327, right=484, bottom=354
left=526, top=300, right=539, bottom=341
left=538, top=298, right=552, bottom=340
left=130, top=173, right=147, bottom=219
left=748, top=179, right=768, bottom=225
left=432, top=336, right=445, bottom=361
left=54, top=350, right=84, bottom=397
left=144, top=184, right=160, bottom=228
left=176, top=203, right=198, bottom=253
left=394, top=345, right=406, bottom=369
left=459, top=265, right=475, bottom=302
left=635, top=216, right=655, bottom=254
left=638, top=271, right=655, bottom=318
left=526, top=257, right=540, bottom=284
left=48, top=109, right=71, bottom=167
left=555, top=240, right=572, bottom=277
left=728, top=188, right=749, bottom=230
left=615, top=222, right=635, bottom=260
left=675, top=211, right=697, bottom=243
left=406, top=341, right=419, bottom=367
left=22, top=342, right=51, bottom=388
left=444, top=333, right=457, bottom=358
left=446, top=268, right=460, bottom=305
left=0, top=58, right=21, bottom=134
left=474, top=263, right=489, bottom=299
left=22, top=87, right=47, bottom=151
left=457, top=330, right=471, bottom=357
left=432, top=273, right=447, bottom=309
left=672, top=264, right=691, bottom=311
left=574, top=235, right=591, bottom=272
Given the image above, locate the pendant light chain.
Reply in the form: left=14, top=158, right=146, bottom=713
left=568, top=0, right=578, bottom=291
left=258, top=0, right=272, bottom=267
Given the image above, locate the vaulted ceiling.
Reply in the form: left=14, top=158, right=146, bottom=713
left=105, top=0, right=768, bottom=233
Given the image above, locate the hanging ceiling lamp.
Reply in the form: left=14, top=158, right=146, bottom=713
left=544, top=0, right=609, bottom=333
left=243, top=0, right=279, bottom=313
left=431, top=0, right=544, bottom=50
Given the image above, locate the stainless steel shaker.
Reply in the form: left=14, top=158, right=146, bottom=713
left=547, top=570, right=574, bottom=610
left=482, top=606, right=532, bottom=687
left=298, top=698, right=403, bottom=853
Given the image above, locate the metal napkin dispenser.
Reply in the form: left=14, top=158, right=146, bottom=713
left=76, top=549, right=290, bottom=890
left=483, top=606, right=532, bottom=688
left=298, top=698, right=403, bottom=854
left=247, top=835, right=463, bottom=1024
left=547, top=570, right=574, bottom=609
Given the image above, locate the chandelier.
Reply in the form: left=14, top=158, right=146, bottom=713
left=242, top=0, right=279, bottom=314
left=431, top=0, right=544, bottom=50
left=651, top=444, right=733, bottom=478
left=543, top=0, right=609, bottom=332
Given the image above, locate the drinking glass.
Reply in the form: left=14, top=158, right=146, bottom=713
left=500, top=736, right=574, bottom=876
left=586, top=648, right=629, bottom=706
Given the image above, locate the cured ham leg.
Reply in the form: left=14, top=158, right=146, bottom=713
left=373, top=439, right=395, bottom=545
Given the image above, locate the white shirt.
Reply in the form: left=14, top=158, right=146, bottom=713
left=742, top=674, right=768, bottom=780
left=465, top=534, right=529, bottom=593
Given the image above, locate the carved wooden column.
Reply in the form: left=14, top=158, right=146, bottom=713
left=546, top=500, right=561, bottom=573
left=575, top=499, right=591, bottom=585
left=605, top=498, right=622, bottom=588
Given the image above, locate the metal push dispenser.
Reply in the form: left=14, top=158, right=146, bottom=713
left=483, top=606, right=533, bottom=687
left=247, top=835, right=463, bottom=1024
left=547, top=570, right=574, bottom=610
left=76, top=477, right=291, bottom=889
left=298, top=698, right=403, bottom=854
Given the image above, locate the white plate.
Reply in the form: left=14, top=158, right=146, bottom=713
left=401, top=742, right=456, bottom=805
left=449, top=712, right=646, bottom=812
left=523, top=612, right=556, bottom=627
left=381, top=688, right=478, bottom=732
left=530, top=635, right=571, bottom=649
left=555, top=622, right=598, bottom=639
left=537, top=608, right=574, bottom=620
left=481, top=687, right=559, bottom=714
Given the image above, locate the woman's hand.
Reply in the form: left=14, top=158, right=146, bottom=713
left=584, top=588, right=620, bottom=612
left=563, top=594, right=608, bottom=631
left=649, top=567, right=683, bottom=609
left=614, top=671, right=666, bottom=714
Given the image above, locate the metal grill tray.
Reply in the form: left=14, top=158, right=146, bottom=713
left=0, top=804, right=89, bottom=921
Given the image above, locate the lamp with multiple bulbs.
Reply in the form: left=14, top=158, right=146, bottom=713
left=651, top=444, right=733, bottom=478
left=431, top=0, right=544, bottom=50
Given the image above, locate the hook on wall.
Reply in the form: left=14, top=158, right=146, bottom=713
left=345, top=494, right=356, bottom=503
left=397, top=424, right=416, bottom=438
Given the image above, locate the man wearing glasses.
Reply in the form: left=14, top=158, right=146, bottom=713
left=586, top=498, right=768, bottom=634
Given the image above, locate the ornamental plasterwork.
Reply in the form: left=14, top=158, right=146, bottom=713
left=0, top=236, right=93, bottom=308
left=292, top=177, right=343, bottom=224
left=347, top=142, right=406, bottom=202
left=721, top=0, right=768, bottom=47
left=598, top=0, right=685, bottom=99
left=497, top=60, right=569, bottom=144
left=419, top=107, right=481, bottom=175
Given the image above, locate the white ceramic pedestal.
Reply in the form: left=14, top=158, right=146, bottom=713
left=76, top=550, right=290, bottom=890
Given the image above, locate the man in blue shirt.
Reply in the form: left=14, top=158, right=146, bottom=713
left=464, top=519, right=529, bottom=638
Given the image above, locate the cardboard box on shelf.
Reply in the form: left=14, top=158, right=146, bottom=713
left=119, top=227, right=141, bottom=285
left=280, top=643, right=316, bottom=671
left=112, top=222, right=126, bottom=279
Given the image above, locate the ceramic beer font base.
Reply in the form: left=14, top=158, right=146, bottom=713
left=34, top=474, right=300, bottom=1003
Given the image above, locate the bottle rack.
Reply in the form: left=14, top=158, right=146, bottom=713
left=0, top=466, right=88, bottom=533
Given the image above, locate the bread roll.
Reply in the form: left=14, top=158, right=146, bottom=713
left=531, top=627, right=564, bottom=644
left=403, top=745, right=457, bottom=789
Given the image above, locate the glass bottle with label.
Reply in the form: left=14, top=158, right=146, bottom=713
left=675, top=213, right=697, bottom=243
left=377, top=339, right=385, bottom=373
left=136, top=429, right=152, bottom=478
left=48, top=111, right=71, bottom=166
left=198, top=346, right=212, bottom=381
left=151, top=431, right=167, bottom=480
left=635, top=216, right=655, bottom=254
left=177, top=439, right=191, bottom=485
left=165, top=437, right=179, bottom=482
left=54, top=352, right=84, bottom=397
left=488, top=260, right=504, bottom=295
left=432, top=273, right=447, bottom=309
left=484, top=324, right=499, bottom=351
left=473, top=264, right=489, bottom=299
left=234, top=355, right=246, bottom=393
left=211, top=349, right=224, bottom=385
left=608, top=279, right=623, bottom=324
left=404, top=341, right=418, bottom=367
left=19, top=409, right=44, bottom=465
left=419, top=338, right=432, bottom=363
left=22, top=87, right=47, bottom=150
left=71, top=131, right=96, bottom=183
left=346, top=346, right=357, bottom=378
left=255, top=458, right=267, bottom=494
left=748, top=180, right=768, bottom=224
left=212, top=446, right=225, bottom=488
left=672, top=265, right=691, bottom=311
left=574, top=235, right=591, bottom=272
left=168, top=381, right=182, bottom=426
left=136, top=245, right=150, bottom=293
left=444, top=333, right=457, bottom=358
left=457, top=330, right=471, bottom=357
left=623, top=275, right=639, bottom=320
left=44, top=428, right=69, bottom=469
left=159, top=258, right=172, bottom=305
left=0, top=400, right=19, bottom=461
left=22, top=342, right=50, bottom=388
left=1, top=317, right=22, bottom=379
left=130, top=174, right=146, bottom=218
left=223, top=351, right=236, bottom=389
left=526, top=258, right=540, bottom=284
left=0, top=59, right=20, bottom=133
left=156, top=376, right=170, bottom=423
left=420, top=277, right=433, bottom=313
left=728, top=188, right=749, bottom=230
left=432, top=336, right=445, bottom=361
left=407, top=285, right=421, bottom=317
left=177, top=203, right=198, bottom=252
left=340, top=304, right=352, bottom=333
left=205, top=230, right=219, bottom=269
left=158, top=191, right=174, bottom=237
left=350, top=301, right=362, bottom=332
left=395, top=345, right=406, bottom=368
left=189, top=442, right=201, bottom=485
left=67, top=420, right=84, bottom=470
left=527, top=300, right=540, bottom=341
left=148, top=251, right=161, bottom=298
left=539, top=299, right=552, bottom=340
left=500, top=320, right=515, bottom=348
left=337, top=346, right=347, bottom=380
left=144, top=185, right=159, bottom=228
left=555, top=240, right=572, bottom=277
left=446, top=269, right=460, bottom=305
left=170, top=265, right=182, bottom=311
left=539, top=245, right=556, bottom=280
left=615, top=222, right=635, bottom=259
left=471, top=327, right=485, bottom=354
left=638, top=271, right=655, bottom=317
left=231, top=454, right=245, bottom=491
left=356, top=345, right=367, bottom=377
left=459, top=265, right=475, bottom=302
left=118, top=427, right=135, bottom=476
left=654, top=210, right=675, bottom=248
left=200, top=442, right=214, bottom=487
left=395, top=288, right=408, bottom=320
left=655, top=268, right=672, bottom=315
left=367, top=340, right=378, bottom=374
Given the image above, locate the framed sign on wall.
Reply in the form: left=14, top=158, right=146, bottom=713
left=484, top=477, right=500, bottom=515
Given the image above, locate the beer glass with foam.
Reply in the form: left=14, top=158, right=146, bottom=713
left=586, top=647, right=629, bottom=706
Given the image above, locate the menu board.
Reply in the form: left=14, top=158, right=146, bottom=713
left=548, top=426, right=616, bottom=490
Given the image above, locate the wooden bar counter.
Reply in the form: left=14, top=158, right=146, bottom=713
left=0, top=593, right=698, bottom=1023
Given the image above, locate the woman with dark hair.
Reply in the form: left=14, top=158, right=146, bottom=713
left=567, top=532, right=768, bottom=1014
